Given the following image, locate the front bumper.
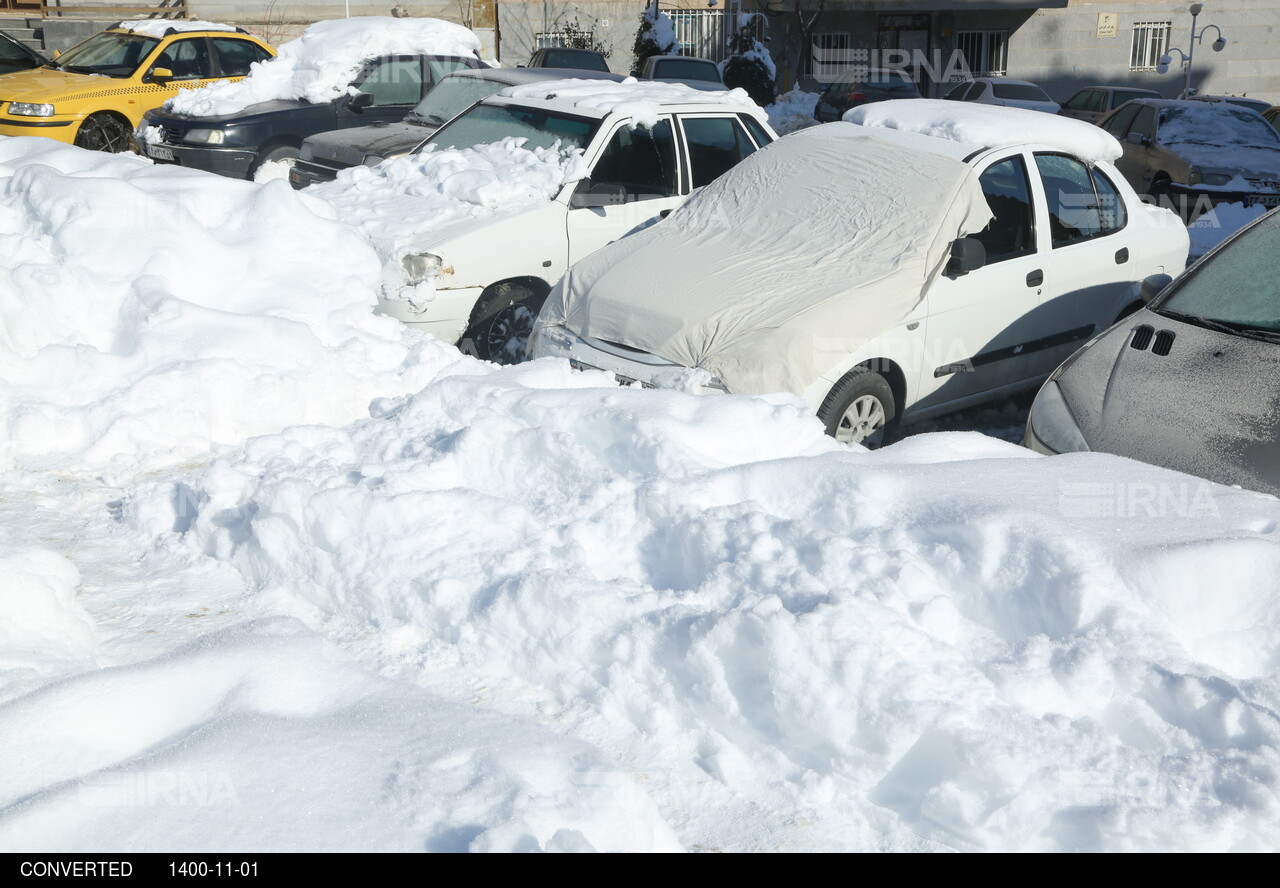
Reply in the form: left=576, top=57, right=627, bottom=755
left=288, top=157, right=345, bottom=189
left=0, top=116, right=77, bottom=142
left=1168, top=183, right=1280, bottom=211
left=141, top=140, right=257, bottom=179
left=529, top=322, right=727, bottom=392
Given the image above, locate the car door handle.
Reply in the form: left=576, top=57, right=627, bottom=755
left=1115, top=247, right=1129, bottom=264
left=1026, top=269, right=1044, bottom=287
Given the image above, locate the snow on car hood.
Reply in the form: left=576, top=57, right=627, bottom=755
left=167, top=16, right=481, bottom=118
left=847, top=98, right=1122, bottom=164
left=542, top=123, right=993, bottom=396
left=500, top=77, right=758, bottom=128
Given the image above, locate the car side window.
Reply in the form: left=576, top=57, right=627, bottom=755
left=1034, top=153, right=1126, bottom=247
left=975, top=156, right=1037, bottom=263
left=1104, top=103, right=1140, bottom=138
left=151, top=37, right=213, bottom=81
left=964, top=81, right=986, bottom=101
left=211, top=37, right=266, bottom=78
left=427, top=57, right=479, bottom=85
left=590, top=119, right=679, bottom=199
left=1087, top=90, right=1108, bottom=112
left=683, top=117, right=755, bottom=188
left=357, top=57, right=424, bottom=106
left=1129, top=105, right=1156, bottom=140
left=945, top=82, right=969, bottom=101
left=1064, top=90, right=1091, bottom=111
left=738, top=113, right=774, bottom=149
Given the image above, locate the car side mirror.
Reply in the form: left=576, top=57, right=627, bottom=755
left=946, top=237, right=986, bottom=276
left=1139, top=273, right=1172, bottom=304
left=348, top=92, right=374, bottom=112
left=1125, top=131, right=1150, bottom=147
left=148, top=67, right=174, bottom=84
left=570, top=178, right=627, bottom=209
left=52, top=49, right=61, bottom=59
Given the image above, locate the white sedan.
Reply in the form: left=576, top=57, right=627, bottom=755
left=946, top=77, right=1060, bottom=114
left=529, top=100, right=1189, bottom=446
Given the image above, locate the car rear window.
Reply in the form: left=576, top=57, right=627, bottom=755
left=1159, top=103, right=1280, bottom=148
left=992, top=82, right=1050, bottom=101
left=652, top=58, right=721, bottom=83
left=542, top=50, right=608, bottom=72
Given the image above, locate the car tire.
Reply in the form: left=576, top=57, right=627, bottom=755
left=249, top=144, right=300, bottom=179
left=74, top=113, right=129, bottom=153
left=461, top=282, right=548, bottom=365
left=818, top=366, right=897, bottom=448
left=1148, top=175, right=1187, bottom=220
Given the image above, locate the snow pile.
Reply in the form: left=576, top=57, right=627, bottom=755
left=167, top=17, right=481, bottom=118
left=113, top=354, right=1280, bottom=851
left=0, top=546, right=95, bottom=681
left=847, top=98, right=1123, bottom=164
left=502, top=78, right=755, bottom=128
left=118, top=20, right=238, bottom=37
left=0, top=137, right=441, bottom=475
left=0, top=620, right=680, bottom=852
left=310, top=139, right=587, bottom=301
left=766, top=88, right=821, bottom=135
left=1187, top=201, right=1269, bottom=259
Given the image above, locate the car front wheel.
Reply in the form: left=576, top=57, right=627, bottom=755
left=74, top=113, right=128, bottom=153
left=462, top=282, right=548, bottom=365
left=818, top=367, right=897, bottom=448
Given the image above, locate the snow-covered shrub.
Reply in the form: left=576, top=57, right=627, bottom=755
left=631, top=0, right=678, bottom=75
left=720, top=14, right=776, bottom=107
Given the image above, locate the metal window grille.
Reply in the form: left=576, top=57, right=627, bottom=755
left=669, top=9, right=764, bottom=63
left=956, top=30, right=1009, bottom=77
left=809, top=31, right=854, bottom=81
left=1130, top=21, right=1171, bottom=72
left=536, top=31, right=595, bottom=49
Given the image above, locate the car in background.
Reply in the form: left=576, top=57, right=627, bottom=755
left=524, top=46, right=610, bottom=72
left=946, top=77, right=1059, bottom=114
left=0, top=22, right=273, bottom=151
left=1059, top=85, right=1161, bottom=124
left=1186, top=93, right=1271, bottom=114
left=634, top=55, right=724, bottom=91
left=141, top=51, right=483, bottom=178
left=0, top=29, right=45, bottom=76
left=1099, top=98, right=1280, bottom=216
left=379, top=84, right=775, bottom=362
left=1024, top=207, right=1280, bottom=498
left=813, top=68, right=920, bottom=123
left=289, top=67, right=624, bottom=188
left=529, top=104, right=1188, bottom=446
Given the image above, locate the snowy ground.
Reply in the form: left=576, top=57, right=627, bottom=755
left=2, top=134, right=1280, bottom=853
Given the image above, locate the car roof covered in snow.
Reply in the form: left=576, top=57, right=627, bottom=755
left=445, top=67, right=624, bottom=87
left=846, top=98, right=1123, bottom=163
left=492, top=78, right=764, bottom=125
left=114, top=20, right=247, bottom=37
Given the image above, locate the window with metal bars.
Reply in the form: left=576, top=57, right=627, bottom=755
left=1130, top=22, right=1171, bottom=72
left=956, top=30, right=1008, bottom=77
left=809, top=32, right=855, bottom=82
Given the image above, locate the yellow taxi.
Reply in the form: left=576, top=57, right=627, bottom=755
left=0, top=21, right=273, bottom=151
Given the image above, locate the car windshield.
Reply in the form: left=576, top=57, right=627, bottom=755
left=541, top=50, right=608, bottom=72
left=652, top=59, right=720, bottom=83
left=992, top=82, right=1049, bottom=101
left=1159, top=104, right=1280, bottom=148
left=421, top=102, right=600, bottom=153
left=51, top=31, right=159, bottom=78
left=408, top=77, right=506, bottom=126
left=1154, top=211, right=1280, bottom=335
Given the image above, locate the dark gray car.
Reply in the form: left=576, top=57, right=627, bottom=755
left=289, top=67, right=624, bottom=188
left=813, top=68, right=920, bottom=122
left=1024, top=208, right=1280, bottom=497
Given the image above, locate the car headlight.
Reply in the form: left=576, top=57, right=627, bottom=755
left=1026, top=380, right=1091, bottom=455
left=402, top=252, right=443, bottom=285
left=184, top=128, right=227, bottom=145
left=9, top=102, right=55, bottom=117
left=1188, top=169, right=1233, bottom=187
left=362, top=154, right=386, bottom=167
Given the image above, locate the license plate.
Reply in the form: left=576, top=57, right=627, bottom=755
left=147, top=144, right=174, bottom=162
left=1246, top=194, right=1280, bottom=207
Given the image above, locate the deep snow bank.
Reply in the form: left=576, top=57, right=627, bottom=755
left=120, top=356, right=1280, bottom=852
left=0, top=138, right=439, bottom=475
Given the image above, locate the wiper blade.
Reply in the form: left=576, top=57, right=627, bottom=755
left=1155, top=308, right=1280, bottom=341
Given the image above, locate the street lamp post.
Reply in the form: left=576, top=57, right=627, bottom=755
left=1157, top=3, right=1227, bottom=97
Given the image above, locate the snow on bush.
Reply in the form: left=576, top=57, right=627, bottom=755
left=631, top=0, right=678, bottom=76
left=167, top=17, right=481, bottom=118
left=0, top=137, right=438, bottom=475
left=116, top=354, right=1280, bottom=851
left=719, top=14, right=776, bottom=108
left=766, top=87, right=822, bottom=135
left=848, top=98, right=1123, bottom=164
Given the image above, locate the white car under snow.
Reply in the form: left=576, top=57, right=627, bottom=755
left=368, top=79, right=775, bottom=362
left=529, top=99, right=1190, bottom=445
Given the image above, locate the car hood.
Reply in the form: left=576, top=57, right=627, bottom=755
left=306, top=120, right=434, bottom=165
left=0, top=67, right=128, bottom=103
left=147, top=98, right=317, bottom=125
left=541, top=123, right=993, bottom=396
left=1057, top=308, right=1280, bottom=496
left=1165, top=143, right=1280, bottom=183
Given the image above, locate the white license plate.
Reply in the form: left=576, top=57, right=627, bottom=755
left=1247, top=194, right=1280, bottom=207
left=147, top=144, right=174, bottom=161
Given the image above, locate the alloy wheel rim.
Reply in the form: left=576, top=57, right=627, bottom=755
left=835, top=395, right=886, bottom=446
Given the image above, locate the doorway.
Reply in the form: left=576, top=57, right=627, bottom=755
left=877, top=13, right=932, bottom=94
